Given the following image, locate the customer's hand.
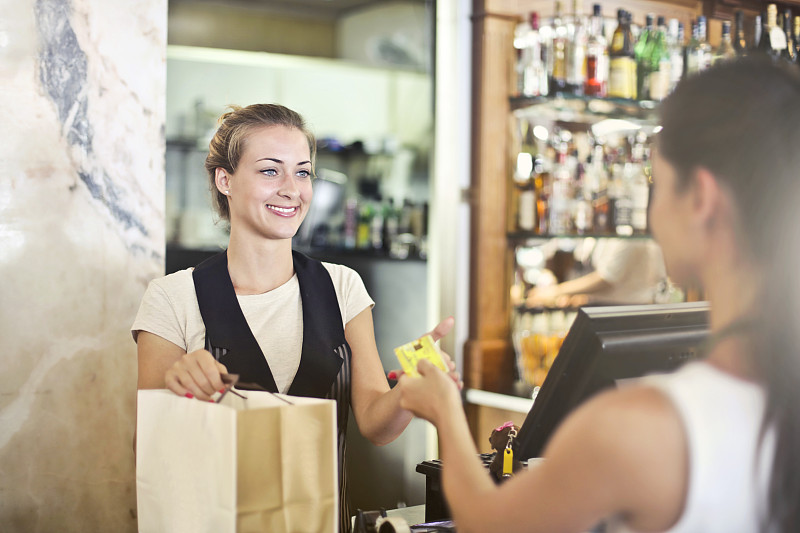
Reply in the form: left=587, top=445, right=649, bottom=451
left=397, top=359, right=462, bottom=427
left=164, top=349, right=228, bottom=402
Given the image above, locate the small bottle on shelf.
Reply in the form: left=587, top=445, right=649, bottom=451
left=781, top=9, right=796, bottom=62
left=647, top=16, right=671, bottom=101
left=515, top=12, right=548, bottom=97
left=573, top=162, right=594, bottom=235
left=566, top=0, right=587, bottom=95
left=534, top=156, right=550, bottom=235
left=667, top=19, right=684, bottom=92
left=584, top=3, right=608, bottom=97
left=714, top=21, right=737, bottom=64
left=515, top=152, right=537, bottom=231
left=629, top=137, right=650, bottom=235
left=549, top=142, right=574, bottom=235
left=733, top=11, right=748, bottom=56
left=549, top=0, right=570, bottom=93
left=634, top=13, right=656, bottom=101
left=685, top=16, right=712, bottom=75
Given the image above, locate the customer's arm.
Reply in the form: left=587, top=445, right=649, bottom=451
left=399, top=360, right=688, bottom=533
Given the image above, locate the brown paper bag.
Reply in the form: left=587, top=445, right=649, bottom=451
left=136, top=389, right=338, bottom=533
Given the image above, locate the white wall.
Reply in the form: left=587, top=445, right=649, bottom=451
left=166, top=46, right=431, bottom=150
left=0, top=0, right=165, bottom=530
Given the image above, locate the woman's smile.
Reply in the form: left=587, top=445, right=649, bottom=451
left=265, top=204, right=300, bottom=217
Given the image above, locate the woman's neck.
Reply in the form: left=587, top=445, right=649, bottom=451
left=702, top=258, right=762, bottom=381
left=226, top=231, right=294, bottom=295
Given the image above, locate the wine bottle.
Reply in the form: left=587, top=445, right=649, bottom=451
left=733, top=11, right=748, bottom=56
left=667, top=19, right=684, bottom=92
left=794, top=16, right=800, bottom=62
left=566, top=0, right=587, bottom=95
left=686, top=16, right=712, bottom=75
left=550, top=0, right=569, bottom=93
left=713, top=21, right=737, bottom=63
left=634, top=14, right=656, bottom=100
left=608, top=10, right=636, bottom=99
left=648, top=16, right=671, bottom=101
left=782, top=9, right=796, bottom=62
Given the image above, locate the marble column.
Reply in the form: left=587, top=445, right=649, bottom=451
left=0, top=0, right=165, bottom=530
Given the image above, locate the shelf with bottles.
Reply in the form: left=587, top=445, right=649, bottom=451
left=508, top=118, right=656, bottom=242
left=511, top=0, right=800, bottom=116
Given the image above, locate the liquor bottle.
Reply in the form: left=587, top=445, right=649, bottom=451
left=634, top=14, right=656, bottom=100
left=549, top=143, right=573, bottom=235
left=794, top=16, right=800, bottom=62
left=566, top=0, right=587, bottom=94
left=589, top=145, right=611, bottom=233
left=381, top=198, right=399, bottom=253
left=608, top=10, right=636, bottom=99
left=629, top=138, right=650, bottom=235
left=733, top=11, right=748, bottom=56
left=667, top=19, right=684, bottom=92
left=767, top=4, right=787, bottom=56
left=550, top=0, right=569, bottom=93
left=584, top=3, right=608, bottom=97
left=757, top=5, right=783, bottom=57
left=516, top=12, right=548, bottom=96
left=685, top=16, right=712, bottom=75
left=713, top=21, right=737, bottom=63
left=782, top=9, right=796, bottom=61
left=609, top=149, right=633, bottom=236
left=754, top=13, right=764, bottom=51
left=534, top=156, right=550, bottom=235
left=515, top=151, right=536, bottom=231
left=573, top=162, right=594, bottom=235
left=648, top=16, right=671, bottom=100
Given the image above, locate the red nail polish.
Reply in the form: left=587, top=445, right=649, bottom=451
left=218, top=388, right=226, bottom=394
left=185, top=393, right=194, bottom=399
left=388, top=371, right=397, bottom=380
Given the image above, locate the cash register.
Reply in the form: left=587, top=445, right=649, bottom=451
left=416, top=302, right=710, bottom=522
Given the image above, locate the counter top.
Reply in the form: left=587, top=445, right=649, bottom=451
left=464, top=388, right=535, bottom=414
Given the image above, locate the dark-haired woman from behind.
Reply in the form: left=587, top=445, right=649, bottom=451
left=397, top=56, right=800, bottom=532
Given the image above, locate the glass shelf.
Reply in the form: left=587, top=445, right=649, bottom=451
left=508, top=231, right=652, bottom=244
left=510, top=93, right=661, bottom=129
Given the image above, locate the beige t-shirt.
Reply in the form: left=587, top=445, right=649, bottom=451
left=131, top=262, right=374, bottom=393
left=590, top=238, right=667, bottom=304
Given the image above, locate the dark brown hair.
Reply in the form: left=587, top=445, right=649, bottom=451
left=204, top=103, right=316, bottom=222
left=659, top=56, right=800, bottom=532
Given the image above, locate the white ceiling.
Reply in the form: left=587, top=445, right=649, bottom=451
left=170, top=0, right=428, bottom=20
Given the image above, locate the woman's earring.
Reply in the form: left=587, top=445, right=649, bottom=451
left=224, top=190, right=230, bottom=195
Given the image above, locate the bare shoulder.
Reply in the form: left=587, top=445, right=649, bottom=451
left=541, top=384, right=688, bottom=531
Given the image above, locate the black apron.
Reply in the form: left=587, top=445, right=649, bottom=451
left=193, top=250, right=353, bottom=532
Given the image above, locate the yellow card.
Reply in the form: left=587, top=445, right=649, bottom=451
left=394, top=335, right=447, bottom=377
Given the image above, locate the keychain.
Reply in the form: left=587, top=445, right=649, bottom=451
left=503, top=426, right=518, bottom=478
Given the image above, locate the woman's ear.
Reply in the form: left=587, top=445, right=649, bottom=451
left=690, top=167, right=722, bottom=226
left=215, top=168, right=230, bottom=196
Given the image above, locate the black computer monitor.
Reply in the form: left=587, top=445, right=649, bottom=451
left=514, top=302, right=710, bottom=460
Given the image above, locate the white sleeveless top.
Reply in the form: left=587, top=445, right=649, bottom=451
left=607, top=362, right=775, bottom=533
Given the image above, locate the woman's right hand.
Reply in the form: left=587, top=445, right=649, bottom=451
left=164, top=349, right=228, bottom=401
